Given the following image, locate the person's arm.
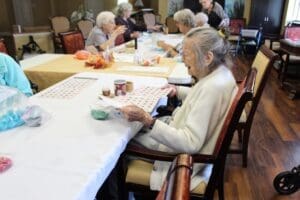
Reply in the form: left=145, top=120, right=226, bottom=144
left=0, top=54, right=32, bottom=96
left=99, top=26, right=126, bottom=50
left=214, top=2, right=229, bottom=28
left=157, top=41, right=179, bottom=57
left=115, top=17, right=137, bottom=41
left=148, top=86, right=229, bottom=154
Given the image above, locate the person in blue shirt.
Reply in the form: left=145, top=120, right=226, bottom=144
left=0, top=53, right=32, bottom=96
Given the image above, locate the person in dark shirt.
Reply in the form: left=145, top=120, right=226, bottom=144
left=184, top=0, right=202, bottom=14
left=199, top=0, right=229, bottom=29
left=115, top=2, right=161, bottom=42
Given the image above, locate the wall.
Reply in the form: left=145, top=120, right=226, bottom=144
left=244, top=0, right=289, bottom=33
left=103, top=0, right=117, bottom=11
left=0, top=0, right=15, bottom=32
left=51, top=0, right=84, bottom=18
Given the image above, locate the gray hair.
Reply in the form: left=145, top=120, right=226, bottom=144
left=96, top=11, right=115, bottom=28
left=184, top=27, right=231, bottom=73
left=173, top=9, right=196, bottom=28
left=116, top=2, right=133, bottom=17
left=195, top=12, right=208, bottom=26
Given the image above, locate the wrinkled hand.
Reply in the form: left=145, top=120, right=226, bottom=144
left=157, top=40, right=171, bottom=51
left=120, top=105, right=154, bottom=127
left=162, top=84, right=177, bottom=98
left=157, top=40, right=166, bottom=47
left=112, top=25, right=126, bottom=38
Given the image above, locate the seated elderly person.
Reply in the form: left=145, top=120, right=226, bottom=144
left=121, top=27, right=237, bottom=192
left=200, top=0, right=229, bottom=29
left=0, top=53, right=32, bottom=96
left=157, top=9, right=195, bottom=58
left=86, top=11, right=126, bottom=51
left=115, top=2, right=161, bottom=42
left=195, top=12, right=210, bottom=27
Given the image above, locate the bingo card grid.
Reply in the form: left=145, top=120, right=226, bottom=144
left=37, top=77, right=97, bottom=99
left=114, top=86, right=171, bottom=113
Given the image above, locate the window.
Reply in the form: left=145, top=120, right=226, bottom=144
left=286, top=0, right=300, bottom=24
left=117, top=0, right=128, bottom=4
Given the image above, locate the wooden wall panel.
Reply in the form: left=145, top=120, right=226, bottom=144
left=31, top=0, right=52, bottom=26
left=0, top=0, right=15, bottom=32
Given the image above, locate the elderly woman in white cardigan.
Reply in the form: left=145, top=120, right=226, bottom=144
left=121, top=27, right=237, bottom=191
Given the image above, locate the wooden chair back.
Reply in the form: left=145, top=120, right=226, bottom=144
left=59, top=31, right=85, bottom=54
left=166, top=16, right=179, bottom=33
left=199, top=68, right=256, bottom=199
left=229, top=18, right=245, bottom=35
left=77, top=20, right=93, bottom=40
left=115, top=34, right=125, bottom=46
left=0, top=38, right=8, bottom=54
left=246, top=45, right=277, bottom=131
left=156, top=154, right=193, bottom=200
left=50, top=16, right=70, bottom=36
left=284, top=26, right=300, bottom=41
left=143, top=13, right=156, bottom=28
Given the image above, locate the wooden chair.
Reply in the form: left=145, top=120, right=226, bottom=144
left=166, top=16, right=179, bottom=34
left=0, top=38, right=8, bottom=54
left=121, top=68, right=257, bottom=199
left=229, top=45, right=278, bottom=167
left=228, top=18, right=245, bottom=55
left=143, top=13, right=156, bottom=28
left=156, top=154, right=193, bottom=200
left=229, top=18, right=245, bottom=35
left=77, top=20, right=93, bottom=40
left=59, top=31, right=85, bottom=54
left=49, top=16, right=71, bottom=52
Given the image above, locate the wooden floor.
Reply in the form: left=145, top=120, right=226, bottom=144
left=224, top=55, right=300, bottom=200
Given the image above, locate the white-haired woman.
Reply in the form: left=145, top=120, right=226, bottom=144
left=195, top=12, right=210, bottom=27
left=157, top=9, right=195, bottom=57
left=86, top=11, right=126, bottom=50
left=200, top=0, right=229, bottom=29
left=121, top=27, right=237, bottom=191
left=115, top=2, right=161, bottom=42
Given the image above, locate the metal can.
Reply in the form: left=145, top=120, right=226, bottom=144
left=114, top=80, right=126, bottom=96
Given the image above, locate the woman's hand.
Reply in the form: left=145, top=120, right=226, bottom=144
left=111, top=25, right=126, bottom=39
left=157, top=40, right=166, bottom=48
left=162, top=84, right=177, bottom=98
left=121, top=105, right=154, bottom=127
left=157, top=41, right=174, bottom=53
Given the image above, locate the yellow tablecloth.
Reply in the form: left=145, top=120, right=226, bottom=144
left=24, top=55, right=175, bottom=91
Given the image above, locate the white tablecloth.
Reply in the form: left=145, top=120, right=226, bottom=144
left=0, top=72, right=168, bottom=200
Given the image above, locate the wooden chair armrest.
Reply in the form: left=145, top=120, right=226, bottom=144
left=125, top=143, right=216, bottom=163
left=125, top=143, right=176, bottom=161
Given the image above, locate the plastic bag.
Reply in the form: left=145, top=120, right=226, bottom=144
left=0, top=86, right=50, bottom=132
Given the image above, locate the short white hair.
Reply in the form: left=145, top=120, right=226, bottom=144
left=116, top=2, right=133, bottom=17
left=195, top=12, right=208, bottom=26
left=96, top=11, right=115, bottom=28
left=173, top=9, right=195, bottom=28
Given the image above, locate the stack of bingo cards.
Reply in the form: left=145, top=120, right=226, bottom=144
left=113, top=86, right=171, bottom=113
